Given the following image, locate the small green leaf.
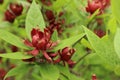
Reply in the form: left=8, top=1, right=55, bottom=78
left=0, top=21, right=11, bottom=28
left=4, top=64, right=30, bottom=80
left=52, top=33, right=85, bottom=51
left=111, top=0, right=120, bottom=23
left=0, top=30, right=29, bottom=49
left=83, top=26, right=120, bottom=66
left=51, top=30, right=58, bottom=42
left=0, top=52, right=32, bottom=59
left=25, top=0, right=45, bottom=40
left=39, top=63, right=59, bottom=80
left=114, top=27, right=120, bottom=58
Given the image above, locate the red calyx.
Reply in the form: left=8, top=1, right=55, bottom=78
left=5, top=10, right=16, bottom=23
left=10, top=3, right=23, bottom=16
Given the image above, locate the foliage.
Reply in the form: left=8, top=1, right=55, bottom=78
left=0, top=0, right=120, bottom=80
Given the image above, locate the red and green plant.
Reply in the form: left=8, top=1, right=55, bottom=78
left=0, top=0, right=120, bottom=80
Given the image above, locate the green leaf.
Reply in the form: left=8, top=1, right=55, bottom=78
left=4, top=64, right=30, bottom=80
left=0, top=30, right=29, bottom=49
left=111, top=0, right=120, bottom=23
left=0, top=52, right=32, bottom=59
left=52, top=33, right=85, bottom=51
left=52, top=0, right=70, bottom=12
left=0, top=21, right=11, bottom=28
left=86, top=9, right=99, bottom=25
left=39, top=63, right=59, bottom=80
left=51, top=30, right=58, bottom=42
left=56, top=64, right=70, bottom=79
left=83, top=26, right=120, bottom=66
left=114, top=28, right=120, bottom=58
left=107, top=17, right=117, bottom=34
left=32, top=74, right=43, bottom=80
left=25, top=0, right=45, bottom=40
left=114, top=65, right=120, bottom=76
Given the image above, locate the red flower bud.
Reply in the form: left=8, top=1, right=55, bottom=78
left=5, top=10, right=16, bottom=23
left=60, top=47, right=75, bottom=61
left=10, top=3, right=23, bottom=16
left=92, top=74, right=97, bottom=80
left=58, top=12, right=64, bottom=17
left=86, top=0, right=103, bottom=14
left=45, top=10, right=55, bottom=22
left=11, top=45, right=18, bottom=52
left=41, top=0, right=52, bottom=6
left=0, top=0, right=3, bottom=4
left=94, top=29, right=106, bottom=38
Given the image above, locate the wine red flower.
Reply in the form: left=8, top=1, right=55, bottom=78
left=86, top=0, right=103, bottom=14
left=10, top=3, right=23, bottom=16
left=5, top=10, right=16, bottom=23
left=60, top=47, right=75, bottom=61
left=54, top=47, right=76, bottom=66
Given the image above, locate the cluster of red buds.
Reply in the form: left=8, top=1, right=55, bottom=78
left=4, top=3, right=23, bottom=23
left=86, top=0, right=110, bottom=15
left=24, top=28, right=75, bottom=67
left=92, top=74, right=97, bottom=80
left=0, top=0, right=3, bottom=4
left=94, top=29, right=106, bottom=38
left=45, top=10, right=65, bottom=35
